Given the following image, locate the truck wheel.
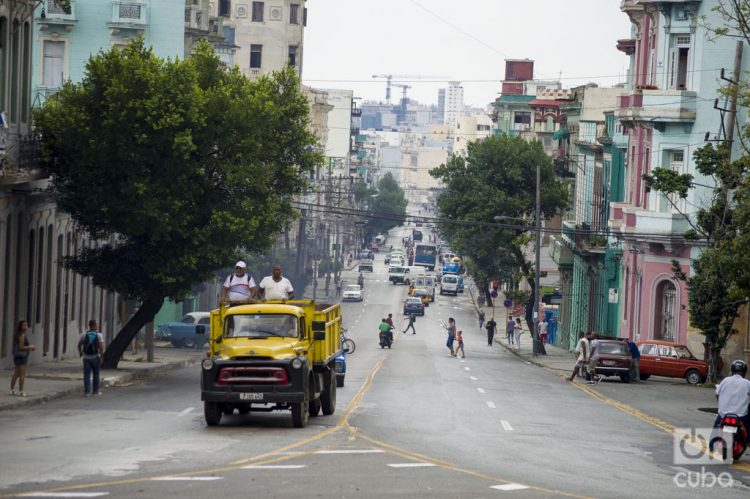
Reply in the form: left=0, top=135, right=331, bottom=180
left=321, top=369, right=337, bottom=416
left=309, top=398, right=322, bottom=417
left=204, top=401, right=222, bottom=426
left=291, top=393, right=309, bottom=428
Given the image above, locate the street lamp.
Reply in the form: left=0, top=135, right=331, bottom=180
left=492, top=162, right=544, bottom=356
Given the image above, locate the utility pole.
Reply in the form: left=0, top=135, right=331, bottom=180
left=726, top=40, right=743, bottom=155
left=532, top=162, right=543, bottom=357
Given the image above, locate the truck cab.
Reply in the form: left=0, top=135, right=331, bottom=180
left=199, top=301, right=341, bottom=428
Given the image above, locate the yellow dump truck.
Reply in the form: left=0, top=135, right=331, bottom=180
left=198, top=300, right=342, bottom=428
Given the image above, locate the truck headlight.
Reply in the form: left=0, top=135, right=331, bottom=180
left=291, top=357, right=303, bottom=370
left=202, top=359, right=214, bottom=370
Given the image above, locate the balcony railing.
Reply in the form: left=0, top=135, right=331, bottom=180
left=616, top=89, right=697, bottom=125
left=41, top=0, right=77, bottom=22
left=111, top=1, right=147, bottom=26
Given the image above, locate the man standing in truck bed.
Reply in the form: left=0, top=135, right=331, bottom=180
left=259, top=264, right=295, bottom=301
left=220, top=261, right=257, bottom=304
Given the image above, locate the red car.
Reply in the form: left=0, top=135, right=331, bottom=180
left=593, top=340, right=632, bottom=383
left=636, top=341, right=708, bottom=384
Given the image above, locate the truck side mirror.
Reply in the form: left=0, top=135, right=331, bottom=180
left=196, top=325, right=205, bottom=335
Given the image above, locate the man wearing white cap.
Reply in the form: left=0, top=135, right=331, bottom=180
left=220, top=261, right=257, bottom=304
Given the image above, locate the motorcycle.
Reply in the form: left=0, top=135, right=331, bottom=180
left=379, top=326, right=393, bottom=349
left=711, top=412, right=748, bottom=461
left=358, top=274, right=365, bottom=288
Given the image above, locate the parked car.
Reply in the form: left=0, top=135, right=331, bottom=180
left=155, top=312, right=210, bottom=348
left=637, top=341, right=708, bottom=384
left=412, top=288, right=430, bottom=307
left=593, top=339, right=632, bottom=382
left=403, top=297, right=425, bottom=316
left=342, top=284, right=364, bottom=302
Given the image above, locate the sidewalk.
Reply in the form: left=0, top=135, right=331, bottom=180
left=0, top=345, right=203, bottom=411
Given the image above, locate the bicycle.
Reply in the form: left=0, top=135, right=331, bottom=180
left=341, top=327, right=356, bottom=354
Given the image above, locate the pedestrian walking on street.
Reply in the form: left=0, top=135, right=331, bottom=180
left=567, top=332, right=588, bottom=381
left=506, top=315, right=515, bottom=345
left=335, top=278, right=342, bottom=297
left=478, top=309, right=485, bottom=329
left=515, top=318, right=524, bottom=350
left=403, top=313, right=417, bottom=334
left=445, top=318, right=456, bottom=356
left=623, top=337, right=640, bottom=382
left=78, top=319, right=104, bottom=396
left=10, top=320, right=35, bottom=397
left=455, top=330, right=465, bottom=358
left=538, top=318, right=549, bottom=344
left=485, top=317, right=497, bottom=346
left=586, top=334, right=602, bottom=384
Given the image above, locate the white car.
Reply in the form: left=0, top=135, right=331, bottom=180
left=440, top=274, right=458, bottom=296
left=342, top=284, right=364, bottom=302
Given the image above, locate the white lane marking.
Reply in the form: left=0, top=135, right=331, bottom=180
left=460, top=359, right=465, bottom=363
left=152, top=477, right=223, bottom=481
left=491, top=483, right=529, bottom=491
left=486, top=401, right=496, bottom=409
left=19, top=494, right=110, bottom=498
left=477, top=387, right=486, bottom=394
left=177, top=407, right=194, bottom=417
left=242, top=465, right=307, bottom=469
left=501, top=420, right=514, bottom=431
left=387, top=463, right=437, bottom=468
left=464, top=367, right=471, bottom=371
left=469, top=376, right=478, bottom=381
left=314, top=449, right=384, bottom=454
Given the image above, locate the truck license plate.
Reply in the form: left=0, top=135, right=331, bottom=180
left=239, top=393, right=264, bottom=401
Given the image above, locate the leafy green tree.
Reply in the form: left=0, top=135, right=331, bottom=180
left=367, top=173, right=407, bottom=237
left=35, top=40, right=319, bottom=368
left=430, top=136, right=568, bottom=331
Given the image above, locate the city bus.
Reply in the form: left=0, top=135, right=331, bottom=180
left=413, top=243, right=438, bottom=271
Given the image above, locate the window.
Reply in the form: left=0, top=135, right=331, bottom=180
left=654, top=280, right=677, bottom=342
left=513, top=112, right=531, bottom=130
left=36, top=226, right=44, bottom=324
left=250, top=44, right=262, bottom=69
left=303, top=7, right=307, bottom=26
left=669, top=35, right=691, bottom=90
left=0, top=17, right=7, bottom=114
left=21, top=22, right=31, bottom=123
left=42, top=40, right=65, bottom=89
left=10, top=20, right=19, bottom=123
left=288, top=45, right=297, bottom=67
left=219, top=0, right=231, bottom=18
left=27, top=229, right=34, bottom=322
left=289, top=3, right=299, bottom=24
left=252, top=1, right=264, bottom=22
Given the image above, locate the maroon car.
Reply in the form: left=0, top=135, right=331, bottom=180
left=593, top=340, right=632, bottom=383
left=637, top=341, right=708, bottom=384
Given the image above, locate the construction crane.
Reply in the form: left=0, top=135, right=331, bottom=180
left=392, top=84, right=412, bottom=124
left=371, top=74, right=449, bottom=103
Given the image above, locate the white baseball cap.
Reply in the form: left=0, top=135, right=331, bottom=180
left=235, top=261, right=247, bottom=269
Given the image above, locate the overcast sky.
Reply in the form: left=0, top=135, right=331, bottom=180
left=302, top=0, right=633, bottom=107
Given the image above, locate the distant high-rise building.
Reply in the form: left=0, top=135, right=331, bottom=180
left=437, top=89, right=446, bottom=123
left=443, top=82, right=464, bottom=126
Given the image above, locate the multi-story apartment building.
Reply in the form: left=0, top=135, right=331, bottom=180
left=609, top=1, right=749, bottom=363
left=185, top=0, right=238, bottom=65
left=214, top=0, right=305, bottom=79
left=442, top=81, right=464, bottom=127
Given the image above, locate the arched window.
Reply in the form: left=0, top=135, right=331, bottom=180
left=654, top=280, right=677, bottom=341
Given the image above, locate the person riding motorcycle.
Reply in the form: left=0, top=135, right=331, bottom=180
left=357, top=272, right=364, bottom=288
left=715, top=360, right=750, bottom=443
left=378, top=318, right=393, bottom=348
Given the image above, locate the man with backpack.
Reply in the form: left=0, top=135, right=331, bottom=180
left=220, top=261, right=257, bottom=304
left=78, top=319, right=104, bottom=396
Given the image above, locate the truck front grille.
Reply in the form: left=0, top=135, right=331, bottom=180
left=216, top=366, right=289, bottom=386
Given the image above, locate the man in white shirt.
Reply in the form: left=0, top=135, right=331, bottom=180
left=259, top=264, right=295, bottom=301
left=220, top=261, right=257, bottom=304
left=567, top=331, right=589, bottom=381
left=715, top=360, right=750, bottom=442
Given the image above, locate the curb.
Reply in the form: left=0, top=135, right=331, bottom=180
left=0, top=356, right=200, bottom=412
left=495, top=338, right=572, bottom=374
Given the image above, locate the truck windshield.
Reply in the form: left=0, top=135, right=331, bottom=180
left=224, top=314, right=299, bottom=338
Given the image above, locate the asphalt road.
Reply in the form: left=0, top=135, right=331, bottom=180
left=1, top=224, right=750, bottom=498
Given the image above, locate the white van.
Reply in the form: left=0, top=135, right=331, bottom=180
left=403, top=266, right=423, bottom=285
left=389, top=265, right=407, bottom=285
left=440, top=274, right=458, bottom=296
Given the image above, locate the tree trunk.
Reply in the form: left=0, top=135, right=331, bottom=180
left=102, top=294, right=164, bottom=369
left=526, top=281, right=546, bottom=356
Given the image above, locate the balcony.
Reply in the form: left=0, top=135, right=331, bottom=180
left=109, top=1, right=147, bottom=29
left=0, top=133, right=46, bottom=186
left=38, top=0, right=77, bottom=29
left=616, top=89, right=696, bottom=128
